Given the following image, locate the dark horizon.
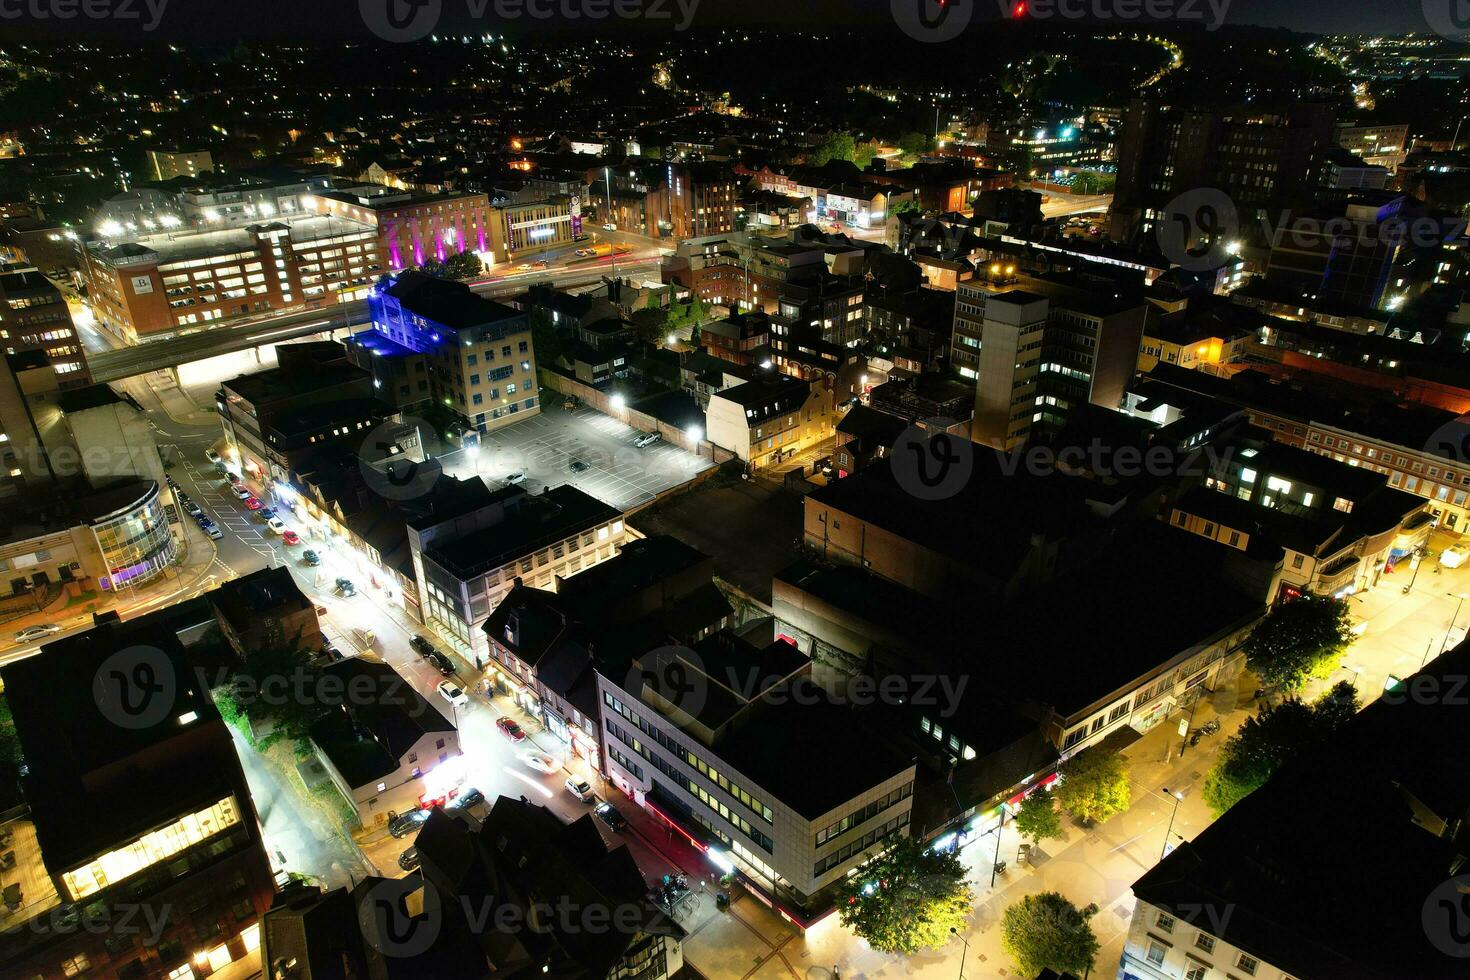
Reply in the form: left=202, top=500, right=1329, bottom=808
left=0, top=0, right=1449, bottom=43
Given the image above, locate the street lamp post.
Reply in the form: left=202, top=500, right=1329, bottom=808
left=1442, top=593, right=1469, bottom=655
left=949, top=927, right=970, bottom=980
left=990, top=806, right=1006, bottom=888
left=1160, top=788, right=1184, bottom=861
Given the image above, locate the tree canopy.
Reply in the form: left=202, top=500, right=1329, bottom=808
left=1001, top=891, right=1099, bottom=979
left=1202, top=681, right=1359, bottom=816
left=834, top=834, right=974, bottom=954
left=1243, top=595, right=1357, bottom=691
left=1014, top=791, right=1064, bottom=847
left=1055, top=746, right=1130, bottom=824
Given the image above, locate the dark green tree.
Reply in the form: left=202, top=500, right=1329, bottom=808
left=1202, top=682, right=1360, bottom=816
left=628, top=307, right=668, bottom=345
left=1055, top=746, right=1131, bottom=824
left=898, top=131, right=934, bottom=159
left=834, top=834, right=974, bottom=954
left=0, top=693, right=21, bottom=766
left=1014, top=791, right=1064, bottom=847
left=1001, top=892, right=1099, bottom=979
left=1242, top=595, right=1356, bottom=692
left=442, top=249, right=484, bottom=280
left=889, top=198, right=922, bottom=216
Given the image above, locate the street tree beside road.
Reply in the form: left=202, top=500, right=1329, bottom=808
left=1055, top=746, right=1131, bottom=825
left=1202, top=681, right=1360, bottom=816
left=1014, top=790, right=1064, bottom=848
left=1242, top=594, right=1356, bottom=692
left=834, top=834, right=974, bottom=954
left=1001, top=891, right=1100, bottom=979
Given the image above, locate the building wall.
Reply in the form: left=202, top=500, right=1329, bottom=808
left=323, top=728, right=463, bottom=827
left=1120, top=897, right=1289, bottom=980
left=595, top=671, right=917, bottom=916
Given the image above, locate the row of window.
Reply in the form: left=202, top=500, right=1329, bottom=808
left=606, top=718, right=774, bottom=853
left=813, top=815, right=906, bottom=877
left=603, top=691, right=773, bottom=822
left=814, top=783, right=913, bottom=846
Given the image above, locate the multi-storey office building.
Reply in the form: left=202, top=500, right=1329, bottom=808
left=145, top=147, right=214, bottom=181
left=953, top=279, right=1148, bottom=448
left=589, top=161, right=738, bottom=239
left=1335, top=120, right=1410, bottom=173
left=0, top=266, right=88, bottom=384
left=216, top=340, right=395, bottom=485
left=0, top=614, right=276, bottom=980
left=597, top=638, right=918, bottom=924
left=352, top=271, right=538, bottom=435
left=80, top=214, right=381, bottom=342
left=407, top=482, right=628, bottom=668
left=1109, top=100, right=1337, bottom=242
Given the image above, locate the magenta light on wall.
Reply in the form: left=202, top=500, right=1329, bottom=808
left=413, top=241, right=424, bottom=266
left=478, top=228, right=487, bottom=252
left=390, top=241, right=403, bottom=269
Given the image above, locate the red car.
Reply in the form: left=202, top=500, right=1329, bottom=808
left=244, top=496, right=262, bottom=510
left=282, top=530, right=300, bottom=545
left=496, top=717, right=526, bottom=742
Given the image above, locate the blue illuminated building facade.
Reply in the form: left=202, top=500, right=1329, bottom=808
left=351, top=272, right=540, bottom=436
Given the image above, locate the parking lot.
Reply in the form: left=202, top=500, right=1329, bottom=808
left=441, top=402, right=715, bottom=511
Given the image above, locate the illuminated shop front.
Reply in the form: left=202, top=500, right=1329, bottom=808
left=91, top=481, right=176, bottom=591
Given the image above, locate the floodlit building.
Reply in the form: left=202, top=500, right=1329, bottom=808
left=0, top=614, right=276, bottom=979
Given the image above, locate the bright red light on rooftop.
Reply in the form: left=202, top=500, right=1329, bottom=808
left=1013, top=1, right=1027, bottom=16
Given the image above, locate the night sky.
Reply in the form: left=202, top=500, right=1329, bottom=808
left=0, top=0, right=1444, bottom=41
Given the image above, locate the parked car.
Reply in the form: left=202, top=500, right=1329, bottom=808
left=564, top=777, right=595, bottom=803
left=226, top=471, right=242, bottom=485
left=449, top=788, right=485, bottom=811
left=302, top=549, right=321, bottom=566
left=398, top=846, right=420, bottom=872
left=634, top=432, right=660, bottom=448
left=1442, top=546, right=1469, bottom=569
left=165, top=475, right=179, bottom=490
left=520, top=751, right=561, bottom=774
left=429, top=651, right=455, bottom=676
left=265, top=516, right=285, bottom=533
left=245, top=497, right=264, bottom=511
left=183, top=501, right=203, bottom=518
left=569, top=459, right=590, bottom=473
left=503, top=471, right=526, bottom=485
left=389, top=808, right=429, bottom=838
left=13, top=623, right=62, bottom=643
left=258, top=507, right=276, bottom=520
left=495, top=717, right=526, bottom=742
left=335, top=577, right=356, bottom=596
left=410, top=634, right=434, bottom=656
left=231, top=484, right=252, bottom=500
left=204, top=448, right=221, bottom=464
left=282, top=530, right=301, bottom=546
left=437, top=680, right=468, bottom=708
left=594, top=801, right=627, bottom=832
left=602, top=222, right=617, bottom=231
